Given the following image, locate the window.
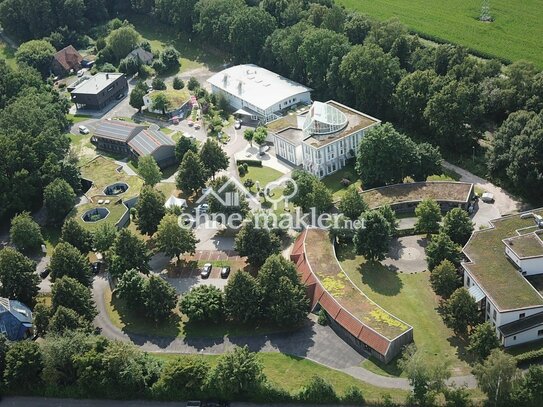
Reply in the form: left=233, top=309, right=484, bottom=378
left=467, top=276, right=471, bottom=286
left=538, top=329, right=543, bottom=336
left=486, top=303, right=490, bottom=312
left=493, top=310, right=497, bottom=320
left=513, top=336, right=516, bottom=340
left=519, top=313, right=525, bottom=319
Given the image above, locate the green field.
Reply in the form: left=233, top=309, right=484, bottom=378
left=338, top=0, right=543, bottom=67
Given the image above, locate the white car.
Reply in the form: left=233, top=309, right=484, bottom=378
left=77, top=69, right=85, bottom=77
left=192, top=203, right=209, bottom=214
left=78, top=125, right=90, bottom=134
left=234, top=120, right=242, bottom=129
left=481, top=192, right=494, bottom=203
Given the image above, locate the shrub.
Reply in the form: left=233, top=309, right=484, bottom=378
left=237, top=165, right=247, bottom=177
left=317, top=309, right=328, bottom=326
left=151, top=77, right=166, bottom=90
left=297, top=376, right=338, bottom=404
left=236, top=159, right=262, bottom=167
left=342, top=385, right=366, bottom=405
left=515, top=348, right=543, bottom=364
left=173, top=77, right=184, bottom=90
left=187, top=76, right=199, bottom=90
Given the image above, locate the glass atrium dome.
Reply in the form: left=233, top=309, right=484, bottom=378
left=302, top=102, right=348, bottom=136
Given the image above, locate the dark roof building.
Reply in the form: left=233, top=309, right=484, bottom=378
left=92, top=121, right=175, bottom=168
left=0, top=298, right=33, bottom=341
left=70, top=73, right=128, bottom=111
left=128, top=47, right=154, bottom=65
left=51, top=45, right=83, bottom=76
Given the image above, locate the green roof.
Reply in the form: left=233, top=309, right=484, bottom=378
left=463, top=210, right=543, bottom=311
left=304, top=229, right=410, bottom=339
left=504, top=233, right=543, bottom=258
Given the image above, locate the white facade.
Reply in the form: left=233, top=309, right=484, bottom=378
left=207, top=64, right=312, bottom=123
left=503, top=324, right=543, bottom=347
left=274, top=137, right=302, bottom=165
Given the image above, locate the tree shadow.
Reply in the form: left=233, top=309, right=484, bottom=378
left=358, top=261, right=403, bottom=296
left=335, top=242, right=357, bottom=261
left=386, top=238, right=407, bottom=261
left=446, top=334, right=476, bottom=366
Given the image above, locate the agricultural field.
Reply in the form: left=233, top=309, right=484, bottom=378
left=338, top=0, right=543, bottom=67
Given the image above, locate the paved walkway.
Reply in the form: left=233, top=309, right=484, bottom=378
left=92, top=276, right=477, bottom=391
left=382, top=236, right=428, bottom=273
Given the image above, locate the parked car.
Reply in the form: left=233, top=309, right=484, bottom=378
left=200, top=263, right=212, bottom=279
left=192, top=203, right=209, bottom=214
left=77, top=69, right=84, bottom=77
left=234, top=120, right=242, bottom=129
left=91, top=261, right=102, bottom=274
left=78, top=125, right=89, bottom=134
left=220, top=266, right=231, bottom=279
left=39, top=268, right=50, bottom=279
left=481, top=192, right=495, bottom=203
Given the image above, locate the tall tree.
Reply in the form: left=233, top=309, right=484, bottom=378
left=199, top=139, right=228, bottom=179
left=15, top=40, right=56, bottom=77
left=44, top=178, right=76, bottom=225
left=414, top=199, right=442, bottom=236
left=429, top=259, right=461, bottom=298
left=441, top=208, right=474, bottom=245
left=179, top=284, right=224, bottom=323
left=116, top=269, right=146, bottom=309
left=143, top=275, right=178, bottom=321
left=338, top=185, right=367, bottom=220
left=137, top=155, right=162, bottom=187
left=135, top=186, right=165, bottom=235
left=234, top=219, right=281, bottom=267
left=468, top=322, right=500, bottom=360
left=354, top=210, right=392, bottom=261
left=107, top=25, right=140, bottom=60
left=155, top=214, right=198, bottom=261
left=129, top=80, right=148, bottom=112
left=51, top=276, right=97, bottom=322
left=9, top=212, right=44, bottom=253
left=4, top=341, right=43, bottom=389
left=285, top=170, right=332, bottom=214
left=473, top=349, right=519, bottom=407
left=425, top=232, right=462, bottom=270
left=92, top=222, right=117, bottom=253
left=151, top=92, right=171, bottom=115
left=229, top=7, right=277, bottom=62
left=224, top=271, right=261, bottom=324
left=441, top=288, right=479, bottom=334
left=175, top=151, right=207, bottom=195
left=61, top=218, right=93, bottom=254
left=174, top=135, right=198, bottom=163
left=0, top=247, right=40, bottom=306
left=511, top=365, right=543, bottom=407
left=48, top=305, right=92, bottom=335
left=49, top=242, right=92, bottom=286
left=108, top=229, right=150, bottom=278
left=152, top=355, right=209, bottom=397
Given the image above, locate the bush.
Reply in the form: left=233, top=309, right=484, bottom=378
left=342, top=385, right=366, bottom=404
left=236, top=159, right=262, bottom=167
left=297, top=376, right=338, bottom=404
left=187, top=76, right=199, bottom=90
left=515, top=348, right=543, bottom=364
left=151, top=77, right=166, bottom=90
left=173, top=77, right=184, bottom=90
left=237, top=165, right=247, bottom=177
left=317, top=309, right=328, bottom=326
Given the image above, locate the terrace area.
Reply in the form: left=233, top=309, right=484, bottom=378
left=463, top=209, right=543, bottom=311
left=361, top=182, right=473, bottom=209
left=303, top=228, right=410, bottom=340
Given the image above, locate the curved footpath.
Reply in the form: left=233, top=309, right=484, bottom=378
left=93, top=277, right=477, bottom=391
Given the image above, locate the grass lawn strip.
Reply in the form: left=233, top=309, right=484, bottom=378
left=463, top=209, right=543, bottom=310
left=361, top=181, right=473, bottom=209
left=304, top=229, right=410, bottom=339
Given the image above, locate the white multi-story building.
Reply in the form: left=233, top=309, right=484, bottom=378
left=269, top=101, right=380, bottom=178
left=207, top=64, right=312, bottom=123
left=462, top=210, right=543, bottom=348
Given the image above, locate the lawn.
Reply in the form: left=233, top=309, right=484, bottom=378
left=66, top=113, right=92, bottom=124
left=69, top=200, right=129, bottom=231
left=151, top=352, right=408, bottom=403
left=239, top=165, right=283, bottom=189
left=322, top=161, right=361, bottom=199
left=126, top=14, right=227, bottom=74
left=337, top=243, right=474, bottom=377
left=337, top=0, right=543, bottom=68
left=104, top=287, right=296, bottom=339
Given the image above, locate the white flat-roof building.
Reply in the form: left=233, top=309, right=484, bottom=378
left=207, top=64, right=312, bottom=123
left=268, top=101, right=381, bottom=178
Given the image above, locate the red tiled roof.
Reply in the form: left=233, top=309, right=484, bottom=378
left=319, top=291, right=342, bottom=319
left=53, top=45, right=83, bottom=71
left=336, top=309, right=363, bottom=338
left=358, top=327, right=390, bottom=355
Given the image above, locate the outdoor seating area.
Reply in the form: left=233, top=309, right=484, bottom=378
left=104, top=182, right=129, bottom=196
left=82, top=207, right=110, bottom=223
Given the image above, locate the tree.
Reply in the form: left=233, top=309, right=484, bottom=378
left=52, top=276, right=96, bottom=322
left=207, top=175, right=250, bottom=219
left=425, top=232, right=462, bottom=270
left=33, top=302, right=51, bottom=337
left=378, top=204, right=399, bottom=235
left=107, top=26, right=140, bottom=60
left=354, top=210, right=392, bottom=261
left=160, top=46, right=180, bottom=71
left=235, top=219, right=281, bottom=268
left=338, top=185, right=367, bottom=220
left=179, top=284, right=224, bottom=323
left=9, top=212, right=44, bottom=253
left=152, top=356, right=209, bottom=397
left=468, top=322, right=500, bottom=360
left=135, top=186, right=165, bottom=235
left=0, top=247, right=39, bottom=306
left=137, top=155, right=162, bottom=187
left=441, top=288, right=479, bottom=334
left=151, top=92, right=171, bottom=115
left=224, top=271, right=262, bottom=324
left=229, top=7, right=277, bottom=62
left=129, top=80, right=148, bottom=112
left=441, top=208, right=474, bottom=246
left=297, top=376, right=338, bottom=404
left=50, top=242, right=92, bottom=286
left=194, top=0, right=244, bottom=48
left=285, top=170, right=332, bottom=214
left=414, top=199, right=442, bottom=235
left=252, top=127, right=268, bottom=155
left=511, top=365, right=543, bottom=407
left=258, top=254, right=308, bottom=325
left=340, top=43, right=403, bottom=117
left=210, top=346, right=264, bottom=396
left=0, top=334, right=8, bottom=379
left=187, top=76, right=199, bottom=90
left=473, top=349, right=519, bottom=407
left=61, top=218, right=93, bottom=254
left=44, top=178, right=76, bottom=224
left=48, top=305, right=92, bottom=335
left=4, top=340, right=43, bottom=389
left=118, top=55, right=141, bottom=75
left=430, top=260, right=461, bottom=298
left=355, top=123, right=418, bottom=187
left=15, top=40, right=55, bottom=76
left=199, top=139, right=228, bottom=179
left=172, top=77, right=184, bottom=90
left=108, top=229, right=150, bottom=278
left=116, top=269, right=146, bottom=308
left=92, top=222, right=117, bottom=253
left=155, top=214, right=198, bottom=261
left=143, top=275, right=178, bottom=321
left=243, top=129, right=254, bottom=147
left=151, top=77, right=166, bottom=90
left=341, top=385, right=366, bottom=405
left=175, top=135, right=198, bottom=162
left=398, top=343, right=450, bottom=407
left=175, top=151, right=207, bottom=195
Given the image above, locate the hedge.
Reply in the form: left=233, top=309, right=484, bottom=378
left=236, top=159, right=262, bottom=167
left=514, top=348, right=543, bottom=365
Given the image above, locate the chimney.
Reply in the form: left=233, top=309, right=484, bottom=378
left=106, top=73, right=109, bottom=79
